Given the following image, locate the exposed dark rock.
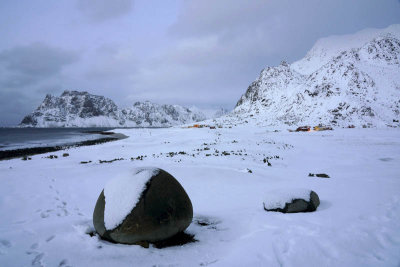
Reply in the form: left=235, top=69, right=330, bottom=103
left=93, top=168, right=193, bottom=245
left=309, top=173, right=330, bottom=178
left=264, top=191, right=320, bottom=213
left=99, top=158, right=124, bottom=164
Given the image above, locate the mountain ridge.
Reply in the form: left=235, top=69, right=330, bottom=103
left=233, top=24, right=400, bottom=127
left=20, top=90, right=209, bottom=127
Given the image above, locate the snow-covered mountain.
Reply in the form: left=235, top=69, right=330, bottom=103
left=234, top=24, right=400, bottom=127
left=212, top=107, right=230, bottom=118
left=119, top=101, right=206, bottom=127
left=189, top=106, right=231, bottom=120
left=20, top=91, right=206, bottom=127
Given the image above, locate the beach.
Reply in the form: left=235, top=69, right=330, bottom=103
left=0, top=126, right=399, bottom=266
left=0, top=128, right=127, bottom=160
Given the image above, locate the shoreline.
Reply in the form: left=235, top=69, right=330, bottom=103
left=0, top=132, right=128, bottom=161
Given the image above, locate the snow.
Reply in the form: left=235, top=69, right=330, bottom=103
left=291, top=24, right=400, bottom=75
left=103, top=167, right=160, bottom=230
left=1, top=26, right=400, bottom=266
left=234, top=24, right=400, bottom=128
left=0, top=126, right=400, bottom=266
left=263, top=188, right=312, bottom=210
left=20, top=91, right=207, bottom=127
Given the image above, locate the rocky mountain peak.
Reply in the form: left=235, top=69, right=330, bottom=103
left=234, top=24, right=400, bottom=127
left=20, top=92, right=207, bottom=127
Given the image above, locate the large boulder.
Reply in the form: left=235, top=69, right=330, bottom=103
left=93, top=167, right=193, bottom=245
left=263, top=188, right=320, bottom=213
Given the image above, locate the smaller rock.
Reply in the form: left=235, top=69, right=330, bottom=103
left=63, top=153, right=69, bottom=157
left=309, top=173, right=330, bottom=178
left=263, top=188, right=320, bottom=213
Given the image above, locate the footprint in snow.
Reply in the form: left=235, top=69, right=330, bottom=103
left=59, top=259, right=70, bottom=267
left=0, top=239, right=12, bottom=248
left=40, top=180, right=71, bottom=219
left=46, top=235, right=55, bottom=242
left=193, top=216, right=223, bottom=231
left=31, top=252, right=45, bottom=267
left=26, top=242, right=45, bottom=267
left=0, top=239, right=12, bottom=255
left=26, top=242, right=40, bottom=255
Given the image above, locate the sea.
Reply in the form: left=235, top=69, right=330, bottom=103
left=0, top=127, right=117, bottom=151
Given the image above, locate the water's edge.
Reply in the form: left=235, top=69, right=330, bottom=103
left=0, top=132, right=128, bottom=161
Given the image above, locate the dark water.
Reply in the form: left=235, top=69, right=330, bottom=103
left=0, top=127, right=116, bottom=151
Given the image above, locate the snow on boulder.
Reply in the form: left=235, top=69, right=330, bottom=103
left=93, top=167, right=193, bottom=245
left=104, top=167, right=159, bottom=230
left=263, top=188, right=320, bottom=213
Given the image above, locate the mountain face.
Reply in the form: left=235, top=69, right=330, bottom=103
left=119, top=101, right=207, bottom=127
left=20, top=91, right=206, bottom=127
left=234, top=24, right=400, bottom=127
left=213, top=107, right=230, bottom=118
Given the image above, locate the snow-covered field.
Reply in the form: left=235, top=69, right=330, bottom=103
left=0, top=126, right=399, bottom=266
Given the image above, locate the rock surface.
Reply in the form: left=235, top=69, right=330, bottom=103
left=93, top=168, right=193, bottom=245
left=263, top=190, right=320, bottom=213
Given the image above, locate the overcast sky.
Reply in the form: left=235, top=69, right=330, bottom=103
left=1, top=0, right=399, bottom=126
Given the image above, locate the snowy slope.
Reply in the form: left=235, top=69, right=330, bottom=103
left=235, top=25, right=400, bottom=127
left=20, top=91, right=207, bottom=127
left=291, top=24, right=400, bottom=75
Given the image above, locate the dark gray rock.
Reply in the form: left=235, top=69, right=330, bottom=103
left=309, top=173, right=330, bottom=178
left=93, top=168, right=193, bottom=245
left=264, top=191, right=320, bottom=213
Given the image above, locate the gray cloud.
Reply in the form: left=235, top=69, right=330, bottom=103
left=0, top=43, right=78, bottom=88
left=0, top=90, right=33, bottom=127
left=77, top=0, right=134, bottom=22
left=131, top=0, right=400, bottom=109
left=0, top=43, right=79, bottom=125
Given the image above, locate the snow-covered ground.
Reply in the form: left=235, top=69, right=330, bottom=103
left=0, top=126, right=399, bottom=266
